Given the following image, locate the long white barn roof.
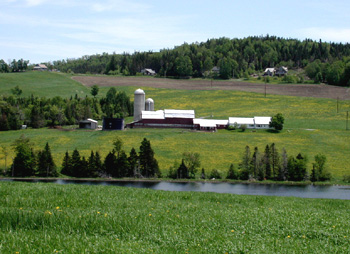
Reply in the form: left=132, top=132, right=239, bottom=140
left=141, top=110, right=165, bottom=119
left=254, top=117, right=271, bottom=125
left=193, top=119, right=228, bottom=127
left=229, top=117, right=255, bottom=125
left=164, top=109, right=195, bottom=119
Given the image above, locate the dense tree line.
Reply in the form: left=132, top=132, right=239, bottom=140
left=305, top=58, right=350, bottom=86
left=0, top=87, right=133, bottom=131
left=0, top=59, right=29, bottom=73
left=2, top=136, right=331, bottom=182
left=61, top=137, right=161, bottom=178
left=227, top=143, right=331, bottom=182
left=50, top=36, right=350, bottom=83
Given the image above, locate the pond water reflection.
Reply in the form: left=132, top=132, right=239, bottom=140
left=3, top=179, right=350, bottom=200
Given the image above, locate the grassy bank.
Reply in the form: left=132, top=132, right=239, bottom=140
left=0, top=181, right=349, bottom=253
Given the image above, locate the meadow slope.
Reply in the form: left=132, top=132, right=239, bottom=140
left=0, top=72, right=350, bottom=178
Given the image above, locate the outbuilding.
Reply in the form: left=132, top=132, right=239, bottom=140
left=102, top=118, right=125, bottom=130
left=79, top=118, right=98, bottom=129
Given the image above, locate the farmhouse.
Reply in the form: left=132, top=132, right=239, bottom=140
left=264, top=68, right=275, bottom=76
left=141, top=68, right=156, bottom=76
left=275, top=66, right=288, bottom=76
left=33, top=64, right=48, bottom=71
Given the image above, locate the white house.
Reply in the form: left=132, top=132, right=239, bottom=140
left=264, top=68, right=275, bottom=76
left=141, top=68, right=156, bottom=76
left=33, top=64, right=48, bottom=71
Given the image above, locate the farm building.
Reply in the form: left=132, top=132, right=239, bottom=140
left=102, top=118, right=124, bottom=130
left=264, top=68, right=275, bottom=76
left=128, top=89, right=271, bottom=131
left=275, top=66, right=288, bottom=76
left=193, top=119, right=228, bottom=131
left=129, top=109, right=195, bottom=129
left=228, top=117, right=271, bottom=129
left=79, top=118, right=98, bottom=129
left=141, top=68, right=156, bottom=76
left=33, top=64, right=48, bottom=71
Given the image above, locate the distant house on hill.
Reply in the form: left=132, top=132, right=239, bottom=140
left=211, top=66, right=220, bottom=74
left=33, top=64, right=48, bottom=71
left=264, top=68, right=275, bottom=76
left=275, top=66, right=288, bottom=76
left=141, top=68, right=156, bottom=76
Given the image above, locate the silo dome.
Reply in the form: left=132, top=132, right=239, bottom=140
left=145, top=98, right=154, bottom=111
left=133, top=89, right=145, bottom=121
left=134, top=89, right=145, bottom=95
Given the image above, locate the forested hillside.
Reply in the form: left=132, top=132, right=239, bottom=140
left=43, top=36, right=350, bottom=85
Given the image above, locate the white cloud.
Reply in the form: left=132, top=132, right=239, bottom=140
left=25, top=0, right=47, bottom=6
left=299, top=27, right=350, bottom=43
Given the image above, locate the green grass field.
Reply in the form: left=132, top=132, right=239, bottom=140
left=0, top=72, right=350, bottom=179
left=0, top=71, right=89, bottom=98
left=0, top=181, right=349, bottom=253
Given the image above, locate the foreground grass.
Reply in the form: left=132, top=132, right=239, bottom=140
left=0, top=182, right=349, bottom=253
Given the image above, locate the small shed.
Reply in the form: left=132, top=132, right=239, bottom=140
left=102, top=118, right=124, bottom=130
left=79, top=118, right=98, bottom=129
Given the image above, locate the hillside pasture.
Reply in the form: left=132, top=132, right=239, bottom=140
left=0, top=72, right=350, bottom=178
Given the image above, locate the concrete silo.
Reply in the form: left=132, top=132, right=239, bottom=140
left=133, top=89, right=145, bottom=121
left=145, top=98, right=154, bottom=111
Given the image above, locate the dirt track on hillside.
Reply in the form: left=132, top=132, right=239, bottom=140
left=72, top=76, right=350, bottom=100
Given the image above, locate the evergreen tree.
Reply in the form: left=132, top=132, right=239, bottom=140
left=12, top=135, right=36, bottom=177
left=116, top=150, right=129, bottom=177
left=226, top=163, right=239, bottom=180
left=239, top=145, right=251, bottom=180
left=200, top=168, right=206, bottom=179
left=37, top=142, right=58, bottom=177
left=127, top=148, right=138, bottom=177
left=104, top=151, right=117, bottom=177
left=70, top=148, right=82, bottom=177
left=177, top=159, right=189, bottom=179
left=94, top=151, right=103, bottom=177
left=270, top=143, right=280, bottom=180
left=61, top=151, right=72, bottom=176
left=263, top=144, right=272, bottom=180
left=250, top=147, right=261, bottom=180
left=139, top=138, right=160, bottom=178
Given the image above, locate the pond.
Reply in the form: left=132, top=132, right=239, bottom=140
left=2, top=179, right=350, bottom=200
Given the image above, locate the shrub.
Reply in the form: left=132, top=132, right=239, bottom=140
left=209, top=169, right=222, bottom=179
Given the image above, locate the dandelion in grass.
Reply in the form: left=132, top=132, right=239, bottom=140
left=56, top=206, right=60, bottom=210
left=104, top=213, right=107, bottom=217
left=231, top=230, right=235, bottom=233
left=149, top=213, right=152, bottom=217
left=97, top=212, right=100, bottom=214
left=287, top=235, right=291, bottom=238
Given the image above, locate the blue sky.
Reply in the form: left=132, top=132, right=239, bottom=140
left=1, top=0, right=350, bottom=64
